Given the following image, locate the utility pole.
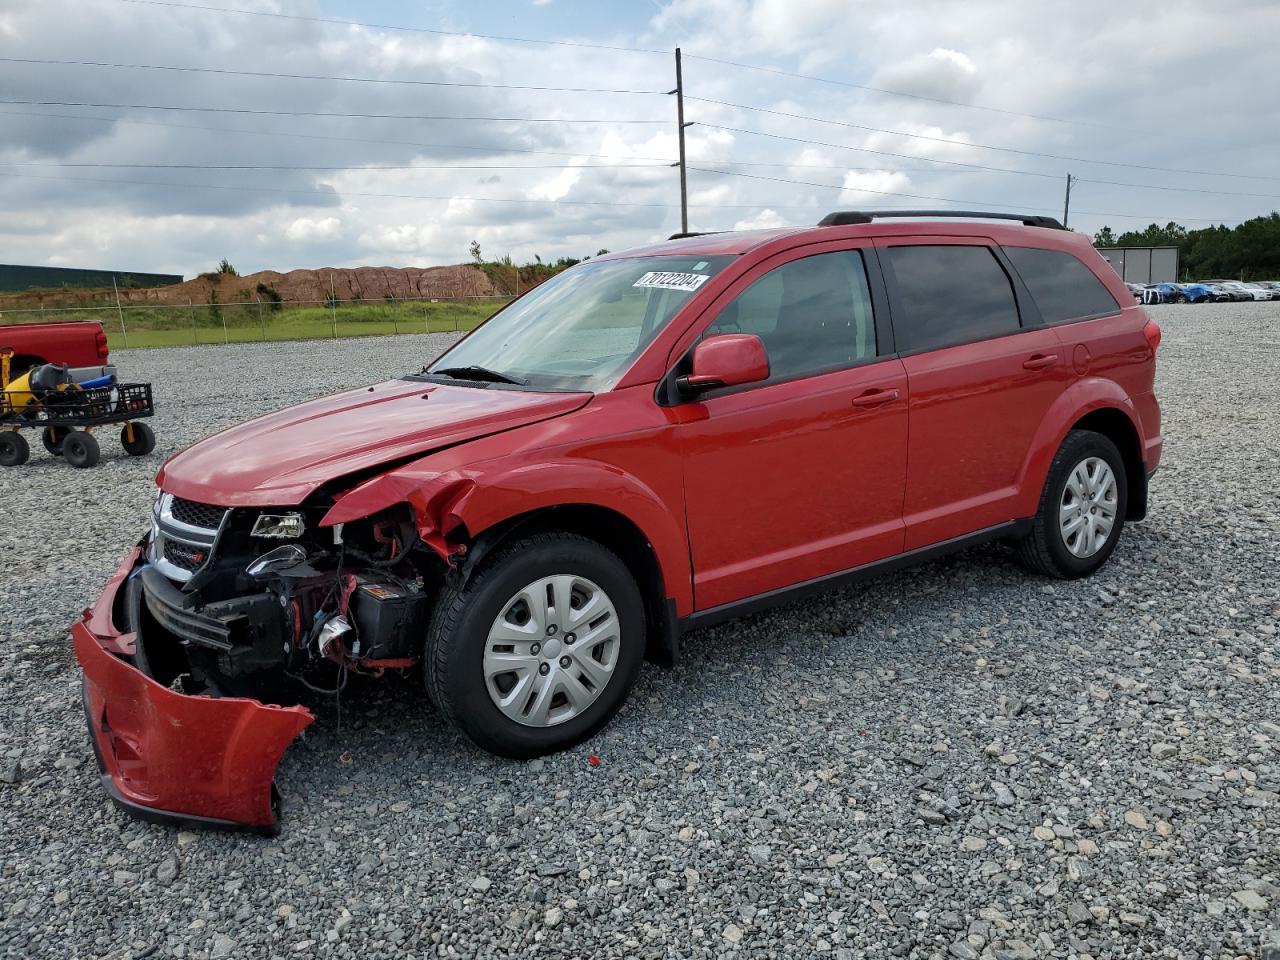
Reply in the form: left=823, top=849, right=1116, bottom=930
left=673, top=48, right=689, bottom=234
left=112, top=275, right=129, bottom=348
left=1062, top=173, right=1073, bottom=228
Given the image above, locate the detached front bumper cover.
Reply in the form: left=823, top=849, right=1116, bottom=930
left=73, top=547, right=313, bottom=835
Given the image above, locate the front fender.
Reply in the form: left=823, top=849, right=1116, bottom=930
left=1013, top=378, right=1140, bottom=518
left=322, top=459, right=693, bottom=615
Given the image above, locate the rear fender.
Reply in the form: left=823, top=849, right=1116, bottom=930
left=1014, top=379, right=1141, bottom=518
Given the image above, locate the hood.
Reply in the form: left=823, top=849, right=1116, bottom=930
left=158, top=379, right=590, bottom=507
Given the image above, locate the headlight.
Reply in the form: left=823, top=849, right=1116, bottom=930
left=251, top=512, right=306, bottom=539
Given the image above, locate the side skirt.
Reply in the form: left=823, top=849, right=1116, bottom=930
left=679, top=519, right=1033, bottom=634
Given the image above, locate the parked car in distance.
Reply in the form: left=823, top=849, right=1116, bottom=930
left=1175, top=283, right=1213, bottom=303
left=0, top=320, right=114, bottom=380
left=1148, top=282, right=1185, bottom=303
left=73, top=209, right=1163, bottom=833
left=1207, top=280, right=1269, bottom=301
left=1193, top=282, right=1235, bottom=303
left=1125, top=282, right=1145, bottom=302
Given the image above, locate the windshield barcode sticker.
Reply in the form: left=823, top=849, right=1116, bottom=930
left=633, top=271, right=711, bottom=292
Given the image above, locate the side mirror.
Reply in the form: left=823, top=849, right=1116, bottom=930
left=676, top=333, right=769, bottom=398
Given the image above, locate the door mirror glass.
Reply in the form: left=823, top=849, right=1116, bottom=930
left=678, top=334, right=769, bottom=397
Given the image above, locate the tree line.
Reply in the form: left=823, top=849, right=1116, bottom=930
left=1093, top=212, right=1280, bottom=280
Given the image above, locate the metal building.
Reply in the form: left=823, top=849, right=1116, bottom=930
left=0, top=264, right=182, bottom=293
left=1096, top=247, right=1180, bottom=284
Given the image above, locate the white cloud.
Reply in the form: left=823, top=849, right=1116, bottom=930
left=1, top=0, right=1278, bottom=275
left=284, top=217, right=342, bottom=242
left=732, top=208, right=787, bottom=230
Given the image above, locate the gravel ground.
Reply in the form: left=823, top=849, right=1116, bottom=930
left=0, top=306, right=1277, bottom=960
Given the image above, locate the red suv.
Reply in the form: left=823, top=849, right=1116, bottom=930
left=74, top=211, right=1162, bottom=832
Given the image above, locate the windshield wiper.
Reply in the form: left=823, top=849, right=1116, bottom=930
left=429, top=365, right=528, bottom=386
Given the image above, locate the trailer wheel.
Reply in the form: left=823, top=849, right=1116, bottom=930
left=0, top=432, right=29, bottom=467
left=62, top=430, right=101, bottom=468
left=41, top=427, right=66, bottom=456
left=121, top=422, right=155, bottom=456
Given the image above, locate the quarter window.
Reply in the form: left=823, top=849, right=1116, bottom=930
left=884, top=245, right=1020, bottom=353
left=705, top=250, right=877, bottom=382
left=1004, top=246, right=1121, bottom=324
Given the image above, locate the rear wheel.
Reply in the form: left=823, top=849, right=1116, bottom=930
left=1017, top=429, right=1127, bottom=579
left=120, top=422, right=156, bottom=456
left=0, top=432, right=29, bottom=467
left=62, top=430, right=101, bottom=468
left=41, top=426, right=66, bottom=456
left=425, top=533, right=645, bottom=759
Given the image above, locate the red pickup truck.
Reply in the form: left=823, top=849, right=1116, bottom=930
left=0, top=320, right=114, bottom=380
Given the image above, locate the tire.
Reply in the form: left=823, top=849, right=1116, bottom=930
left=425, top=533, right=646, bottom=759
left=0, top=432, right=30, bottom=467
left=41, top=427, right=66, bottom=456
left=1017, top=429, right=1127, bottom=579
left=120, top=422, right=156, bottom=456
left=62, top=430, right=101, bottom=468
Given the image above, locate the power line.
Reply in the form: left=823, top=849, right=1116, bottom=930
left=116, top=0, right=667, bottom=54
left=0, top=57, right=666, bottom=96
left=0, top=99, right=668, bottom=124
left=4, top=161, right=670, bottom=172
left=682, top=54, right=1128, bottom=132
left=0, top=107, right=678, bottom=164
left=1074, top=176, right=1280, bottom=202
left=693, top=105, right=1280, bottom=182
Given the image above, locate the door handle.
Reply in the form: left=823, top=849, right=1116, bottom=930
left=851, top=388, right=900, bottom=408
left=1022, top=353, right=1059, bottom=370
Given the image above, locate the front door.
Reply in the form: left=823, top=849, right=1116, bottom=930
left=675, top=247, right=909, bottom=611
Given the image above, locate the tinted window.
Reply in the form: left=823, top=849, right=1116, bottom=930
left=885, top=245, right=1020, bottom=353
left=1005, top=246, right=1120, bottom=324
left=706, top=250, right=876, bottom=382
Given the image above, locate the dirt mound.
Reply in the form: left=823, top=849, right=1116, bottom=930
left=0, top=265, right=501, bottom=310
left=127, top=265, right=501, bottom=306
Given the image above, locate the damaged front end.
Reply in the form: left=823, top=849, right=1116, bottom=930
left=76, top=490, right=450, bottom=834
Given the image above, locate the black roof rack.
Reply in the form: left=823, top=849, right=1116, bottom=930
left=667, top=230, right=727, bottom=240
left=818, top=210, right=1065, bottom=230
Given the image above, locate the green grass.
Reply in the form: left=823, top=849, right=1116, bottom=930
left=0, top=298, right=508, bottom=350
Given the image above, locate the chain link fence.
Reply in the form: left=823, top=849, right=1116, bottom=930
left=0, top=295, right=512, bottom=349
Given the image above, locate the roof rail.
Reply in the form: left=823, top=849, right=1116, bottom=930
left=667, top=231, right=728, bottom=240
left=818, top=210, right=1066, bottom=230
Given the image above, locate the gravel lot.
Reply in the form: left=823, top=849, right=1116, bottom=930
left=1, top=304, right=1277, bottom=960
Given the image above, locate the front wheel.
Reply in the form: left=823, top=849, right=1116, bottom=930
left=1017, top=429, right=1127, bottom=579
left=0, top=432, right=30, bottom=467
left=121, top=422, right=156, bottom=456
left=62, top=430, right=101, bottom=468
left=425, top=533, right=645, bottom=759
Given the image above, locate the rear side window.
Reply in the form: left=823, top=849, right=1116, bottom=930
left=706, top=250, right=877, bottom=382
left=884, top=245, right=1020, bottom=353
left=1004, top=246, right=1121, bottom=324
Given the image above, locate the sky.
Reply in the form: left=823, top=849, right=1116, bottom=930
left=1, top=0, right=1279, bottom=277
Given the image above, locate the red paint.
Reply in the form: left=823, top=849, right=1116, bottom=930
left=73, top=551, right=313, bottom=830
left=683, top=334, right=770, bottom=390
left=0, top=320, right=110, bottom=368
left=158, top=382, right=589, bottom=507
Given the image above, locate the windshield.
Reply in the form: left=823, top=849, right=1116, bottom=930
left=425, top=255, right=733, bottom=390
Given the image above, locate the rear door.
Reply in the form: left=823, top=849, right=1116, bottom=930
left=877, top=237, right=1071, bottom=550
left=674, top=243, right=908, bottom=610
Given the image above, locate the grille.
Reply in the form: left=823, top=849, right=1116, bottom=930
left=170, top=497, right=227, bottom=530
left=162, top=539, right=208, bottom=572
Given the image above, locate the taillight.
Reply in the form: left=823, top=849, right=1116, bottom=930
left=96, top=325, right=109, bottom=361
left=1143, top=319, right=1162, bottom=353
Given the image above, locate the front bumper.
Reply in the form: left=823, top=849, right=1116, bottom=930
left=72, top=547, right=313, bottom=835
